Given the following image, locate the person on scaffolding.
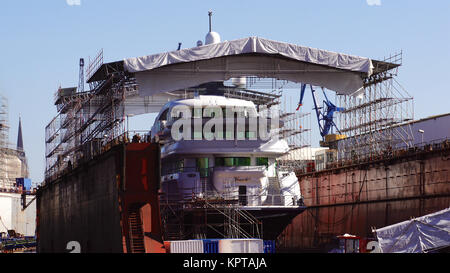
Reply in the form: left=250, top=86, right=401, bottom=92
left=132, top=134, right=141, bottom=143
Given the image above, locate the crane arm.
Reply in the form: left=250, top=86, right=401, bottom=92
left=297, top=83, right=345, bottom=139
left=296, top=83, right=307, bottom=111
left=310, top=85, right=325, bottom=136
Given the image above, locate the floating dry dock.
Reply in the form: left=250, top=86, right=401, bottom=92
left=37, top=142, right=164, bottom=253
left=38, top=24, right=450, bottom=252
left=279, top=135, right=450, bottom=252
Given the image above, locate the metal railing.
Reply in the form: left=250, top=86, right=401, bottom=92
left=159, top=188, right=302, bottom=208
left=298, top=137, right=450, bottom=174
left=161, top=165, right=267, bottom=177
left=44, top=130, right=152, bottom=181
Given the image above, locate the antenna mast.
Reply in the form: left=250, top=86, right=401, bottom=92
left=78, top=58, right=85, bottom=93
left=208, top=11, right=212, bottom=32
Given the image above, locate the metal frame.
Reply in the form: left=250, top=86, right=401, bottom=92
left=336, top=52, right=414, bottom=162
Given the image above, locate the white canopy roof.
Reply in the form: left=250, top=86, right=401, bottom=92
left=123, top=37, right=374, bottom=97
left=375, top=207, right=450, bottom=253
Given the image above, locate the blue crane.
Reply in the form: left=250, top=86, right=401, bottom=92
left=297, top=84, right=345, bottom=139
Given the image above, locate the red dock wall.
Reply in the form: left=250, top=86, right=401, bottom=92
left=37, top=143, right=164, bottom=253
left=278, top=149, right=450, bottom=252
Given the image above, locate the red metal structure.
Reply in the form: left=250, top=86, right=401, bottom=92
left=120, top=143, right=165, bottom=253
left=37, top=142, right=165, bottom=253
left=278, top=142, right=450, bottom=252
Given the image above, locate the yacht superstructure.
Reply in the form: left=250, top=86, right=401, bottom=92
left=151, top=87, right=305, bottom=240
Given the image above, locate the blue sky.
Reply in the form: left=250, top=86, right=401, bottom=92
left=1, top=0, right=449, bottom=183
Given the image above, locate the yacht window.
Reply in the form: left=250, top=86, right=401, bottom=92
left=204, top=132, right=214, bottom=139
left=204, top=107, right=222, bottom=118
left=170, top=106, right=191, bottom=120
left=204, top=124, right=214, bottom=140
left=256, top=157, right=269, bottom=167
left=193, top=107, right=203, bottom=118
left=236, top=157, right=251, bottom=166
left=246, top=131, right=257, bottom=139
left=193, top=131, right=202, bottom=139
left=223, top=107, right=247, bottom=118
left=203, top=107, right=212, bottom=117
left=161, top=159, right=184, bottom=175
left=215, top=157, right=251, bottom=167
left=176, top=160, right=184, bottom=171
left=196, top=158, right=209, bottom=177
left=222, top=108, right=228, bottom=118
left=225, top=130, right=233, bottom=139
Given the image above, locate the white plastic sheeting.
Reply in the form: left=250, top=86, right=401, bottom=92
left=218, top=238, right=264, bottom=253
left=0, top=193, right=36, bottom=236
left=279, top=172, right=302, bottom=206
left=375, top=207, right=450, bottom=253
left=167, top=240, right=204, bottom=253
left=124, top=37, right=373, bottom=97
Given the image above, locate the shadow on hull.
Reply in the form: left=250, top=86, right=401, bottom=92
left=163, top=206, right=305, bottom=241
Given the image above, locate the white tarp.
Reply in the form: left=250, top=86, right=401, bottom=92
left=375, top=207, right=450, bottom=253
left=279, top=172, right=302, bottom=206
left=124, top=37, right=373, bottom=97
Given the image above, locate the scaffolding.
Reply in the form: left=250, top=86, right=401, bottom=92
left=278, top=110, right=312, bottom=171
left=243, top=77, right=313, bottom=170
left=45, top=49, right=187, bottom=180
left=44, top=62, right=314, bottom=180
left=159, top=190, right=263, bottom=241
left=0, top=95, right=9, bottom=188
left=230, top=54, right=413, bottom=166
left=45, top=46, right=410, bottom=179
left=46, top=50, right=129, bottom=179
left=336, top=52, right=414, bottom=161
left=44, top=47, right=418, bottom=247
left=0, top=95, right=29, bottom=190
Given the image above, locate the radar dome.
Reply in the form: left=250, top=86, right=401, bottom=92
left=205, top=31, right=221, bottom=45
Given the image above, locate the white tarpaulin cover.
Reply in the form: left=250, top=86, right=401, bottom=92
left=123, top=37, right=373, bottom=97
left=375, top=207, right=450, bottom=253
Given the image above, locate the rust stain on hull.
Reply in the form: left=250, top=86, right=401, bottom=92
left=278, top=148, right=450, bottom=252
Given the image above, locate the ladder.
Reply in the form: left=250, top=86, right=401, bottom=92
left=128, top=208, right=145, bottom=253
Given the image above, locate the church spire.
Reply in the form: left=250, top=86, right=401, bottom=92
left=17, top=116, right=23, bottom=151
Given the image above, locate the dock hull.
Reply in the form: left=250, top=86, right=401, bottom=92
left=246, top=206, right=306, bottom=240
left=36, top=143, right=164, bottom=253
left=162, top=206, right=305, bottom=241
left=278, top=147, right=450, bottom=252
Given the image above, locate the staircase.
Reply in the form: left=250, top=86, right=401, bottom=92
left=128, top=208, right=145, bottom=253
left=266, top=177, right=283, bottom=205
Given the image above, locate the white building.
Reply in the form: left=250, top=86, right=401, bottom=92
left=0, top=112, right=35, bottom=237
left=0, top=193, right=35, bottom=236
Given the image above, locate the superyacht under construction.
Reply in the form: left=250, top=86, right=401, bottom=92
left=38, top=13, right=449, bottom=253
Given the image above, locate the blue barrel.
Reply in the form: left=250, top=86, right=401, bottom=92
left=203, top=239, right=219, bottom=253
left=263, top=240, right=276, bottom=253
